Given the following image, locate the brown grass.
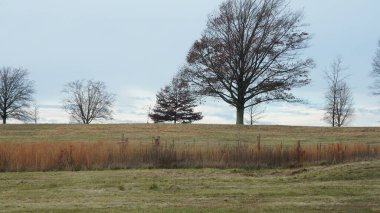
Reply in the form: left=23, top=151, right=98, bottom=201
left=2, top=124, right=380, bottom=146
left=0, top=140, right=379, bottom=172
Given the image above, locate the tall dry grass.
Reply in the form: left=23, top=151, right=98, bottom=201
left=0, top=140, right=379, bottom=172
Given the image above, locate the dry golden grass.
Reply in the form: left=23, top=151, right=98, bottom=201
left=1, top=124, right=380, bottom=146
left=0, top=140, right=378, bottom=172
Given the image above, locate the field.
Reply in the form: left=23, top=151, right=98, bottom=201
left=1, top=124, right=380, bottom=145
left=1, top=124, right=380, bottom=212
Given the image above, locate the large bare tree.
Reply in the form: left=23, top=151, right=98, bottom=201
left=323, top=58, right=354, bottom=127
left=185, top=0, right=314, bottom=124
left=62, top=80, right=115, bottom=124
left=372, top=40, right=380, bottom=95
left=0, top=67, right=35, bottom=124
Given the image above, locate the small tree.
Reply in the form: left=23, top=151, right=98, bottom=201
left=149, top=75, right=203, bottom=124
left=0, top=67, right=35, bottom=124
left=62, top=80, right=115, bottom=124
left=371, top=40, right=380, bottom=95
left=245, top=102, right=265, bottom=125
left=145, top=105, right=152, bottom=124
left=323, top=58, right=354, bottom=127
left=31, top=103, right=39, bottom=124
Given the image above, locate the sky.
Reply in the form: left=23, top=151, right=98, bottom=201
left=0, top=0, right=380, bottom=126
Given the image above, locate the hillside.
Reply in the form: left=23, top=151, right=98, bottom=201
left=1, top=124, right=380, bottom=146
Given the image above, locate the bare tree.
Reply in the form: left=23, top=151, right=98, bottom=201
left=184, top=0, right=314, bottom=125
left=323, top=58, right=354, bottom=127
left=371, top=40, right=380, bottom=94
left=0, top=67, right=35, bottom=124
left=245, top=102, right=265, bottom=125
left=145, top=105, right=152, bottom=124
left=31, top=103, right=39, bottom=124
left=62, top=80, right=115, bottom=124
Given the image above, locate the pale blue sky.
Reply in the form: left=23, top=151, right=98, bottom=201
left=1, top=0, right=380, bottom=126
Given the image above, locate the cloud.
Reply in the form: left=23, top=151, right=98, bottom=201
left=38, top=106, right=69, bottom=124
left=245, top=103, right=325, bottom=126
left=195, top=102, right=326, bottom=126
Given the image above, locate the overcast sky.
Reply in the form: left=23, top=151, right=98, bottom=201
left=1, top=0, right=380, bottom=126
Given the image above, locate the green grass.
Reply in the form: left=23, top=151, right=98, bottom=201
left=0, top=160, right=379, bottom=212
left=1, top=124, right=380, bottom=146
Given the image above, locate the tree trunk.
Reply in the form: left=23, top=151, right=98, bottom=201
left=2, top=117, right=6, bottom=124
left=236, top=106, right=244, bottom=125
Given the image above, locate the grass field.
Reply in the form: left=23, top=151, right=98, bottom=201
left=1, top=124, right=380, bottom=212
left=1, top=124, right=380, bottom=145
left=0, top=160, right=379, bottom=212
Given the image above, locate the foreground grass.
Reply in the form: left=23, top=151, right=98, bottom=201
left=1, top=160, right=379, bottom=212
left=1, top=124, right=380, bottom=146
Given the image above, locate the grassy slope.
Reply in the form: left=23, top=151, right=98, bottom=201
left=0, top=160, right=379, bottom=212
left=1, top=124, right=380, bottom=146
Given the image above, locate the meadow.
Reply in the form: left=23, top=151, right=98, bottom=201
left=1, top=124, right=380, bottom=171
left=1, top=124, right=380, bottom=212
left=1, top=124, right=380, bottom=145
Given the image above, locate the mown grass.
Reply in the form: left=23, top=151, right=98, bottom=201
left=0, top=160, right=379, bottom=212
left=1, top=124, right=380, bottom=145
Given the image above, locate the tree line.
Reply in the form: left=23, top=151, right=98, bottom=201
left=1, top=0, right=379, bottom=126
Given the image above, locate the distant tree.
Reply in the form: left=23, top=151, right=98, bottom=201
left=371, top=40, right=380, bottom=95
left=323, top=58, right=354, bottom=127
left=31, top=103, right=39, bottom=124
left=0, top=67, right=35, bottom=124
left=184, top=0, right=314, bottom=125
left=245, top=101, right=265, bottom=125
left=145, top=105, right=152, bottom=124
left=62, top=80, right=115, bottom=124
left=149, top=75, right=203, bottom=124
